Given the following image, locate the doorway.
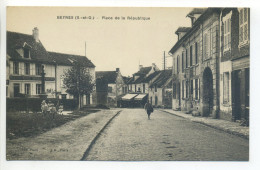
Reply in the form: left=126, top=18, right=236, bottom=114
left=202, top=67, right=213, bottom=116
left=13, top=83, right=20, bottom=97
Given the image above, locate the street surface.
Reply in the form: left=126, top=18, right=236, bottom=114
left=86, top=109, right=249, bottom=161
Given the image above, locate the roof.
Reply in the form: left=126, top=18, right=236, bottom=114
left=134, top=66, right=152, bottom=76
left=187, top=8, right=207, bottom=16
left=142, top=71, right=161, bottom=83
left=175, top=27, right=191, bottom=34
left=96, top=71, right=118, bottom=84
left=169, top=8, right=221, bottom=55
left=149, top=70, right=172, bottom=88
left=7, top=31, right=54, bottom=64
left=49, top=51, right=95, bottom=67
left=122, top=76, right=131, bottom=84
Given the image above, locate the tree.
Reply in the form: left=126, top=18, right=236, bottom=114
left=63, top=62, right=94, bottom=109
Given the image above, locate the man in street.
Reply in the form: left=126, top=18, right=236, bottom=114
left=144, top=100, right=153, bottom=120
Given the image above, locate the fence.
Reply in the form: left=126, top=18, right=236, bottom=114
left=6, top=98, right=78, bottom=112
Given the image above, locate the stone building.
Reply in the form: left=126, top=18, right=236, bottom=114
left=170, top=8, right=250, bottom=124
left=169, top=8, right=221, bottom=117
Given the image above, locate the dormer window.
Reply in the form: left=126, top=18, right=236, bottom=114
left=24, top=48, right=30, bottom=58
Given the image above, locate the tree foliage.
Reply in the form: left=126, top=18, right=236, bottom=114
left=63, top=63, right=94, bottom=98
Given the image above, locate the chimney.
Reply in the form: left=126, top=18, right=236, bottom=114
left=139, top=65, right=143, bottom=71
left=116, top=68, right=120, bottom=72
left=152, top=63, right=156, bottom=68
left=32, top=27, right=39, bottom=42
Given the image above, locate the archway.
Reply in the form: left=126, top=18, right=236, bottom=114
left=202, top=67, right=213, bottom=117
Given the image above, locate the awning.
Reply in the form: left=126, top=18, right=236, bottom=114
left=122, top=94, right=138, bottom=101
left=134, top=94, right=148, bottom=101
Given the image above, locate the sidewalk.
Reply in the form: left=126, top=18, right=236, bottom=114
left=6, top=109, right=121, bottom=160
left=159, top=109, right=249, bottom=139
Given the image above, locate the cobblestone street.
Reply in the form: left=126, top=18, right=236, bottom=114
left=86, top=108, right=249, bottom=161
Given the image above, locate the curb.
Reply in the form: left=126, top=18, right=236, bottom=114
left=80, top=110, right=122, bottom=160
left=159, top=110, right=249, bottom=140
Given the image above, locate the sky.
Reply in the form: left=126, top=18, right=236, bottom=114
left=7, top=7, right=192, bottom=76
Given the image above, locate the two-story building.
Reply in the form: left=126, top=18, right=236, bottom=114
left=219, top=8, right=250, bottom=124
left=170, top=8, right=221, bottom=117
left=6, top=28, right=96, bottom=108
left=7, top=28, right=56, bottom=98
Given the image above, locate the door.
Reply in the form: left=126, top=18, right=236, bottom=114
left=232, top=70, right=241, bottom=120
left=13, top=83, right=20, bottom=97
left=202, top=67, right=213, bottom=116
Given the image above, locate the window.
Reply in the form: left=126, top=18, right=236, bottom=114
left=108, top=86, right=112, bottom=93
left=195, top=42, right=198, bottom=64
left=155, top=85, right=157, bottom=92
left=203, top=33, right=209, bottom=59
left=182, top=80, right=185, bottom=99
left=138, top=87, right=141, bottom=92
left=223, top=72, right=229, bottom=103
left=24, top=48, right=30, bottom=58
left=24, top=63, right=30, bottom=75
left=186, top=81, right=189, bottom=98
left=195, top=79, right=200, bottom=100
left=190, top=45, right=193, bottom=66
left=25, top=84, right=31, bottom=95
left=143, top=84, right=145, bottom=93
left=182, top=52, right=184, bottom=72
left=185, top=49, right=188, bottom=68
left=13, top=62, right=19, bottom=74
left=173, top=83, right=176, bottom=99
left=239, top=8, right=249, bottom=45
left=223, top=16, right=231, bottom=51
left=36, top=84, right=42, bottom=94
left=190, top=79, right=193, bottom=99
left=177, top=55, right=179, bottom=73
left=135, top=84, right=137, bottom=92
left=130, top=85, right=132, bottom=91
left=155, top=96, right=158, bottom=106
left=36, top=64, right=42, bottom=75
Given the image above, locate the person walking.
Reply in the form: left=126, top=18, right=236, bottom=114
left=144, top=100, right=153, bottom=120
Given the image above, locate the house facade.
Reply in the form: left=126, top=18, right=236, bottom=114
left=95, top=68, right=127, bottom=107
left=169, top=8, right=250, bottom=124
left=149, top=70, right=172, bottom=108
left=7, top=28, right=56, bottom=98
left=170, top=8, right=221, bottom=117
left=6, top=28, right=96, bottom=107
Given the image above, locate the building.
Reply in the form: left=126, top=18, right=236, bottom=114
left=169, top=8, right=250, bottom=125
left=169, top=8, right=221, bottom=117
left=6, top=28, right=96, bottom=107
left=219, top=8, right=250, bottom=124
left=49, top=51, right=95, bottom=105
left=127, top=63, right=160, bottom=93
left=7, top=28, right=56, bottom=98
left=149, top=69, right=173, bottom=108
left=95, top=68, right=127, bottom=107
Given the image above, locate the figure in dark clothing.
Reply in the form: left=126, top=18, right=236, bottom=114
left=144, top=100, right=153, bottom=120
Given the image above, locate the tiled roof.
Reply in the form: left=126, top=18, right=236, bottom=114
left=142, top=71, right=161, bottom=83
left=96, top=71, right=118, bottom=84
left=7, top=31, right=54, bottom=64
left=149, top=70, right=172, bottom=88
left=49, top=51, right=95, bottom=67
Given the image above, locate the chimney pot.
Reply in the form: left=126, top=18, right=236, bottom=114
left=116, top=68, right=119, bottom=72
left=139, top=65, right=143, bottom=71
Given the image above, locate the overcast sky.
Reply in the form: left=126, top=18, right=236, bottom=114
left=7, top=7, right=192, bottom=76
